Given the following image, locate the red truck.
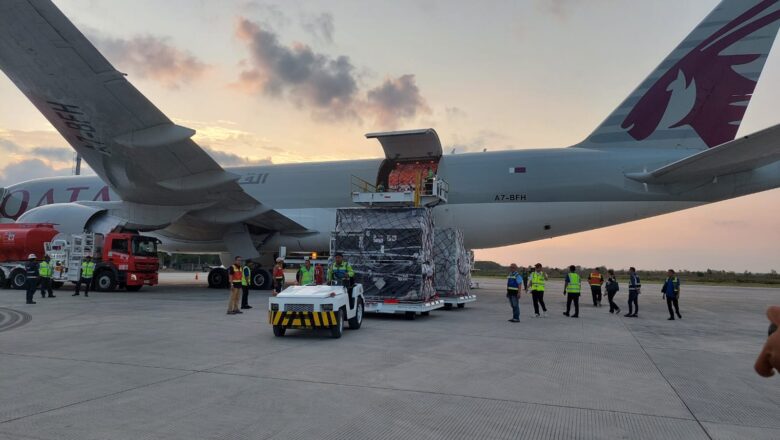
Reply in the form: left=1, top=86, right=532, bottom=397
left=0, top=223, right=160, bottom=291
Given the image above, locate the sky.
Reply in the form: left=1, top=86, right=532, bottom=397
left=0, top=0, right=779, bottom=272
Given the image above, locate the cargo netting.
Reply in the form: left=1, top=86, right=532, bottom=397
left=334, top=208, right=435, bottom=302
left=433, top=228, right=472, bottom=297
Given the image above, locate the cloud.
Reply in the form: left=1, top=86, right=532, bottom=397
left=301, top=12, right=335, bottom=43
left=233, top=18, right=359, bottom=119
left=203, top=146, right=272, bottom=167
left=0, top=159, right=73, bottom=187
left=30, top=146, right=74, bottom=163
left=366, top=75, right=430, bottom=129
left=448, top=130, right=509, bottom=154
left=92, top=34, right=208, bottom=89
left=233, top=18, right=430, bottom=128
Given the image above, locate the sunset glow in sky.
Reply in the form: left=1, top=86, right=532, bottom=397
left=1, top=0, right=779, bottom=272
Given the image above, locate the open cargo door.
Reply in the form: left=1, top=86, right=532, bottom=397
left=366, top=128, right=443, bottom=161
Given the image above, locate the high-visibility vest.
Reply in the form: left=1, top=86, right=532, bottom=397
left=507, top=272, right=521, bottom=290
left=566, top=273, right=581, bottom=294
left=241, top=266, right=250, bottom=286
left=230, top=264, right=242, bottom=283
left=588, top=272, right=603, bottom=286
left=531, top=272, right=545, bottom=291
left=39, top=261, right=52, bottom=278
left=299, top=266, right=315, bottom=285
left=81, top=261, right=95, bottom=278
left=328, top=262, right=354, bottom=281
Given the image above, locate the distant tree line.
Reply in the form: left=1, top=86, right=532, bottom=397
left=473, top=261, right=780, bottom=286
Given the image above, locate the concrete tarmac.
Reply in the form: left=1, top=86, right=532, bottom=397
left=0, top=274, right=778, bottom=439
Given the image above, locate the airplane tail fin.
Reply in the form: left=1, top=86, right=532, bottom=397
left=583, top=0, right=780, bottom=150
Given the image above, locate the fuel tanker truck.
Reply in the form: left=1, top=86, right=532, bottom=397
left=0, top=223, right=160, bottom=291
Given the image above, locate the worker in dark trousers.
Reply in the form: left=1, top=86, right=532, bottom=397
left=588, top=268, right=604, bottom=307
left=529, top=263, right=548, bottom=318
left=605, top=269, right=620, bottom=314
left=562, top=265, right=581, bottom=318
left=73, top=256, right=95, bottom=297
left=240, top=259, right=252, bottom=309
left=38, top=255, right=55, bottom=298
left=625, top=267, right=641, bottom=317
left=520, top=266, right=530, bottom=291
left=24, top=254, right=39, bottom=304
left=662, top=269, right=682, bottom=320
left=506, top=264, right=523, bottom=322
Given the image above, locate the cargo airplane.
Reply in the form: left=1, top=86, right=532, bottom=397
left=1, top=0, right=780, bottom=289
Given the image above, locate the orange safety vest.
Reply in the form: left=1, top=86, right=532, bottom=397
left=231, top=264, right=243, bottom=283
left=588, top=272, right=603, bottom=286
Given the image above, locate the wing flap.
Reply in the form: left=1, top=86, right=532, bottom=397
left=626, top=124, right=780, bottom=183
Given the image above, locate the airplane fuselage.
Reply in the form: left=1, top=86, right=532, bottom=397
left=4, top=146, right=778, bottom=256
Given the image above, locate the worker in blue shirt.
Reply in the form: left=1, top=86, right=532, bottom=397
left=662, top=269, right=682, bottom=320
left=506, top=263, right=523, bottom=322
left=625, top=267, right=641, bottom=317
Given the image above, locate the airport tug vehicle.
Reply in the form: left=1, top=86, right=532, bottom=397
left=268, top=281, right=364, bottom=338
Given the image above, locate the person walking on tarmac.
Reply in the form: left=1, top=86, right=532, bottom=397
left=625, top=267, right=641, bottom=317
left=38, top=255, right=55, bottom=298
left=530, top=263, right=548, bottom=318
left=588, top=268, right=604, bottom=307
left=73, top=255, right=95, bottom=297
left=240, top=260, right=252, bottom=309
left=297, top=258, right=315, bottom=285
left=506, top=264, right=523, bottom=322
left=272, top=258, right=285, bottom=294
left=605, top=269, right=620, bottom=314
left=227, top=256, right=243, bottom=314
left=24, top=254, right=39, bottom=304
left=662, top=269, right=682, bottom=320
left=520, top=266, right=530, bottom=291
left=563, top=265, right=581, bottom=318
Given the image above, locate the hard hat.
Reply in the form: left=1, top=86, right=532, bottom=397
left=27, top=253, right=36, bottom=259
left=276, top=257, right=284, bottom=262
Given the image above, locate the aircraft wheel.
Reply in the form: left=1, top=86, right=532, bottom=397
left=207, top=268, right=229, bottom=288
left=251, top=269, right=272, bottom=290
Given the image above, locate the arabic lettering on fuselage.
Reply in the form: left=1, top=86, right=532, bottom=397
left=0, top=185, right=111, bottom=220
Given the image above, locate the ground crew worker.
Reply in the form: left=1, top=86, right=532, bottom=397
left=521, top=266, right=530, bottom=291
left=314, top=263, right=324, bottom=285
left=506, top=263, right=522, bottom=322
left=588, top=268, right=604, bottom=307
left=625, top=267, right=641, bottom=317
left=272, top=258, right=285, bottom=293
left=328, top=253, right=356, bottom=306
left=755, top=306, right=780, bottom=377
left=563, top=265, right=581, bottom=318
left=530, top=263, right=548, bottom=318
left=25, top=254, right=39, bottom=304
left=38, top=255, right=55, bottom=298
left=605, top=269, right=620, bottom=314
left=226, top=256, right=243, bottom=314
left=73, top=256, right=95, bottom=297
left=662, top=269, right=682, bottom=320
left=297, top=258, right=315, bottom=285
left=240, top=259, right=252, bottom=309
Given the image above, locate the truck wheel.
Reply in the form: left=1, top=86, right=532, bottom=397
left=0, top=270, right=6, bottom=289
left=251, top=269, right=272, bottom=290
left=10, top=269, right=26, bottom=290
left=126, top=285, right=143, bottom=292
left=348, top=299, right=364, bottom=330
left=95, top=271, right=117, bottom=292
left=329, top=310, right=344, bottom=338
left=207, top=268, right=228, bottom=288
left=404, top=312, right=416, bottom=320
left=273, top=325, right=286, bottom=337
left=457, top=303, right=465, bottom=309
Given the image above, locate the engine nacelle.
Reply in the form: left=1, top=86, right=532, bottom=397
left=17, top=203, right=125, bottom=236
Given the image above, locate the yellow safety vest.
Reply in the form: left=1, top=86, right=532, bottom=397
left=299, top=266, right=315, bottom=285
left=531, top=272, right=545, bottom=291
left=81, top=261, right=95, bottom=278
left=39, top=261, right=52, bottom=278
left=241, top=266, right=250, bottom=286
left=566, top=273, right=581, bottom=294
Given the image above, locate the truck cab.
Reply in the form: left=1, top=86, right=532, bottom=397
left=96, top=233, right=160, bottom=291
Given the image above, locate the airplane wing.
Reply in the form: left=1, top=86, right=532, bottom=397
left=0, top=0, right=306, bottom=235
left=625, top=124, right=780, bottom=184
